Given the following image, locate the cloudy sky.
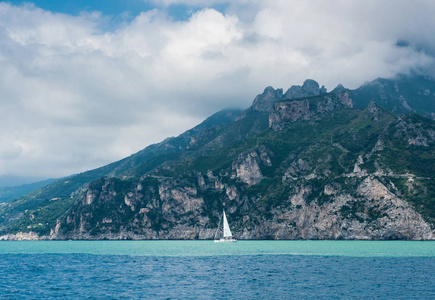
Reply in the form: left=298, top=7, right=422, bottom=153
left=0, top=0, right=434, bottom=182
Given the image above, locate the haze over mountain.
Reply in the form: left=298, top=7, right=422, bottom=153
left=0, top=175, right=48, bottom=189
left=0, top=178, right=57, bottom=203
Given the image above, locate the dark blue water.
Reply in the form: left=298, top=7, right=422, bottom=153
left=1, top=254, right=434, bottom=299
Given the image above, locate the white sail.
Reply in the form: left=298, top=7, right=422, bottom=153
left=214, top=209, right=236, bottom=242
left=223, top=210, right=232, bottom=238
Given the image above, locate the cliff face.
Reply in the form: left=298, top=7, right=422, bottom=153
left=231, top=146, right=272, bottom=186
left=50, top=176, right=217, bottom=240
left=243, top=176, right=433, bottom=240
left=269, top=91, right=353, bottom=130
left=49, top=162, right=433, bottom=241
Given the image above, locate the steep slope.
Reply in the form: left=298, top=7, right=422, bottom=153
left=41, top=93, right=435, bottom=241
left=0, top=179, right=57, bottom=203
left=351, top=75, right=435, bottom=119
left=0, top=108, right=242, bottom=235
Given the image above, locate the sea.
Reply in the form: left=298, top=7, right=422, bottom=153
left=0, top=241, right=434, bottom=299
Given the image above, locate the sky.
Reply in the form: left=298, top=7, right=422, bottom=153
left=0, top=0, right=435, bottom=182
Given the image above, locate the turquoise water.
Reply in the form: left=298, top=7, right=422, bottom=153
left=0, top=240, right=434, bottom=257
left=1, top=241, right=434, bottom=299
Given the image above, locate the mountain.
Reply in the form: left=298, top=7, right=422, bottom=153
left=350, top=75, right=435, bottom=119
left=0, top=175, right=48, bottom=189
left=0, top=108, right=242, bottom=236
left=251, top=79, right=327, bottom=112
left=1, top=77, right=434, bottom=240
left=0, top=179, right=57, bottom=203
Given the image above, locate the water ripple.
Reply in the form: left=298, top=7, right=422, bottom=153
left=0, top=249, right=434, bottom=299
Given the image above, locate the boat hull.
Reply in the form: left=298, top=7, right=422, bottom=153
left=214, top=238, right=237, bottom=243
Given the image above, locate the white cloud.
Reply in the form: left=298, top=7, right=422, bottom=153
left=164, top=9, right=241, bottom=59
left=0, top=1, right=434, bottom=179
left=254, top=9, right=282, bottom=39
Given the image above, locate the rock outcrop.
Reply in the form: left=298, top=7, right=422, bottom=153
left=0, top=231, right=41, bottom=241
left=269, top=91, right=353, bottom=130
left=47, top=170, right=434, bottom=241
left=283, top=79, right=327, bottom=99
left=251, top=86, right=283, bottom=112
left=231, top=146, right=272, bottom=186
left=251, top=79, right=328, bottom=113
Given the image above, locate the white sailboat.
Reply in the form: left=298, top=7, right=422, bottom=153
left=214, top=209, right=237, bottom=242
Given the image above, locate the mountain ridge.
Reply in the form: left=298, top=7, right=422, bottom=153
left=47, top=102, right=435, bottom=240
left=0, top=178, right=57, bottom=203
left=1, top=75, right=435, bottom=240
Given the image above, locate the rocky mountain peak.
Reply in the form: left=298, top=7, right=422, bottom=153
left=251, top=86, right=283, bottom=112
left=283, top=79, right=326, bottom=100
left=320, top=85, right=327, bottom=94
left=301, top=79, right=320, bottom=95
left=331, top=84, right=347, bottom=93
left=252, top=79, right=329, bottom=113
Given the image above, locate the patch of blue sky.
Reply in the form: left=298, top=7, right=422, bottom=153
left=4, top=0, right=229, bottom=22
left=4, top=0, right=154, bottom=16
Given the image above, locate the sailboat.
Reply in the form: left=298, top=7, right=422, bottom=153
left=214, top=209, right=237, bottom=242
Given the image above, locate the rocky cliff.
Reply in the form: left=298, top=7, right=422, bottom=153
left=46, top=169, right=433, bottom=241
left=47, top=96, right=435, bottom=240
left=269, top=91, right=353, bottom=130
left=251, top=79, right=328, bottom=113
